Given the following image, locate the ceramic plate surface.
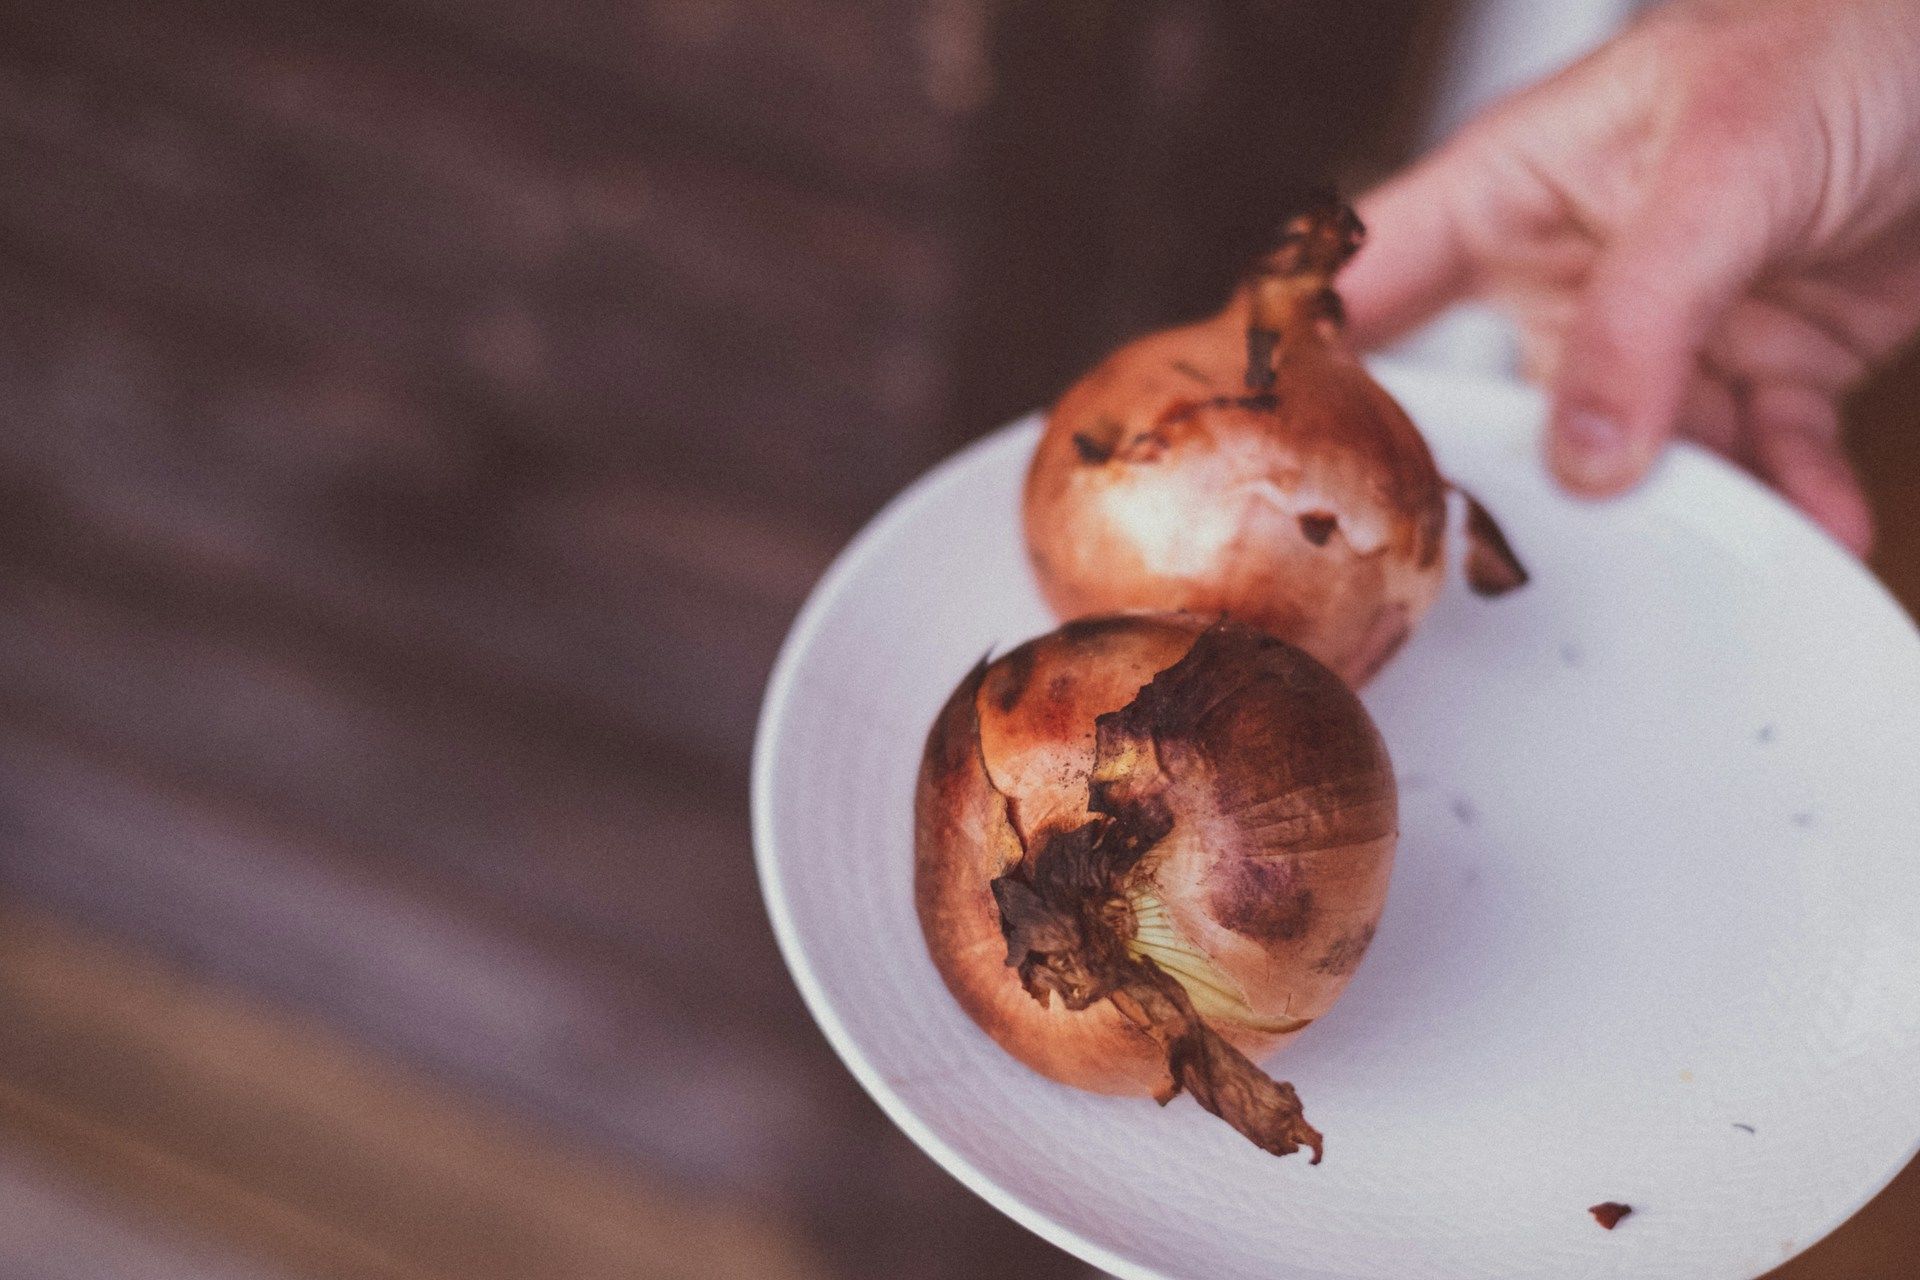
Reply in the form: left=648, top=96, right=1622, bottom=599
left=752, top=363, right=1920, bottom=1280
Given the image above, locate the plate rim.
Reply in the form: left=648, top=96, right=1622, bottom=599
left=751, top=361, right=1920, bottom=1280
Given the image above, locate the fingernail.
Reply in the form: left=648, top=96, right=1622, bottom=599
left=1551, top=408, right=1628, bottom=491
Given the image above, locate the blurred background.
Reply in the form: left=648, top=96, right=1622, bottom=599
left=0, top=1, right=1914, bottom=1277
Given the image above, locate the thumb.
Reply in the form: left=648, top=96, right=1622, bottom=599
left=1548, top=194, right=1767, bottom=495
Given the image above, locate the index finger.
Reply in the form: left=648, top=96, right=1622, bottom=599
left=1341, top=156, right=1478, bottom=349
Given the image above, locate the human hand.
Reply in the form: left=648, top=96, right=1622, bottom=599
left=1342, top=0, right=1920, bottom=554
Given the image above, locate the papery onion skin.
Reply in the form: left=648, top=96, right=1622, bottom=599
left=1023, top=202, right=1521, bottom=686
left=914, top=615, right=1396, bottom=1121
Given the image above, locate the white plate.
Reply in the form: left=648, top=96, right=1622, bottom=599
left=752, top=363, right=1920, bottom=1280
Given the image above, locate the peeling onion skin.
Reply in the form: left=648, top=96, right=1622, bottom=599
left=914, top=615, right=1397, bottom=1139
left=1023, top=202, right=1522, bottom=686
left=915, top=617, right=1196, bottom=1096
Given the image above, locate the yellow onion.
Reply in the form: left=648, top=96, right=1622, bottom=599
left=1024, top=201, right=1526, bottom=686
left=915, top=614, right=1398, bottom=1159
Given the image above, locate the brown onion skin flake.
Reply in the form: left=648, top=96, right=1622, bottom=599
left=1590, top=1202, right=1633, bottom=1230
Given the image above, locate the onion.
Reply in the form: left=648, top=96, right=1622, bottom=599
left=915, top=614, right=1397, bottom=1159
left=1023, top=200, right=1526, bottom=686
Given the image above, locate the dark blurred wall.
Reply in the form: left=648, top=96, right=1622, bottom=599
left=950, top=0, right=1449, bottom=439
left=0, top=2, right=1453, bottom=1277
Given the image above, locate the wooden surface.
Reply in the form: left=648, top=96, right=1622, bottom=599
left=0, top=907, right=824, bottom=1280
left=0, top=1, right=1073, bottom=1274
left=0, top=0, right=1914, bottom=1276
